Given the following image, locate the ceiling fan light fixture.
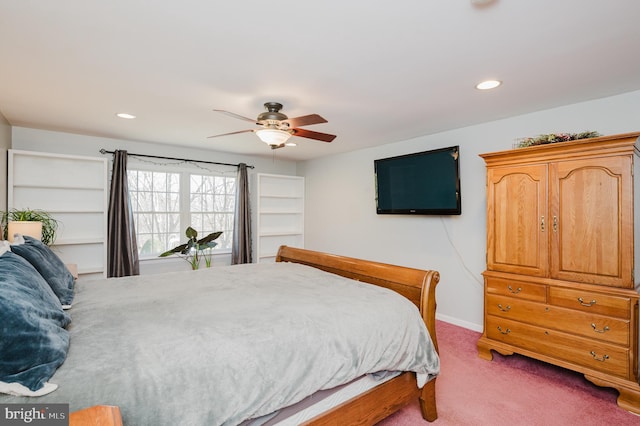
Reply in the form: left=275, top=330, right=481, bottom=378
left=256, top=128, right=292, bottom=146
left=210, top=103, right=335, bottom=147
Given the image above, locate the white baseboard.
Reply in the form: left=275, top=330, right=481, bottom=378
left=436, top=312, right=483, bottom=333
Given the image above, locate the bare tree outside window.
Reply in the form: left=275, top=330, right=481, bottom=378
left=190, top=174, right=235, bottom=252
left=128, top=169, right=235, bottom=257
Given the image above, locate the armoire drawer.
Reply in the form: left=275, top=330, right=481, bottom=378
left=486, top=277, right=546, bottom=302
left=486, top=294, right=630, bottom=346
left=549, top=287, right=632, bottom=319
left=486, top=316, right=630, bottom=379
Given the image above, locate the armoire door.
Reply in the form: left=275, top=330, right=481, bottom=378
left=486, top=163, right=549, bottom=277
left=550, top=155, right=633, bottom=288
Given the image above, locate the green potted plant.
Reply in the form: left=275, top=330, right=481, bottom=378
left=1, top=208, right=59, bottom=245
left=159, top=227, right=223, bottom=270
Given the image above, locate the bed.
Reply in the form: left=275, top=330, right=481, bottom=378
left=0, top=242, right=440, bottom=425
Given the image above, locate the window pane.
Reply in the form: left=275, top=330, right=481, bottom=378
left=136, top=213, right=153, bottom=234
left=201, top=194, right=211, bottom=211
left=168, top=213, right=181, bottom=233
left=138, top=233, right=155, bottom=256
left=168, top=174, right=180, bottom=192
left=190, top=174, right=236, bottom=251
left=191, top=193, right=202, bottom=212
left=153, top=192, right=167, bottom=211
left=225, top=178, right=235, bottom=193
left=168, top=193, right=180, bottom=211
left=140, top=171, right=153, bottom=191
left=191, top=174, right=202, bottom=189
left=129, top=171, right=181, bottom=256
left=152, top=172, right=166, bottom=191
left=191, top=213, right=203, bottom=231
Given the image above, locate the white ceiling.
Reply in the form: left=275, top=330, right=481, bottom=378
left=1, top=1, right=640, bottom=161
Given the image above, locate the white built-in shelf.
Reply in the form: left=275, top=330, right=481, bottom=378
left=55, top=238, right=105, bottom=245
left=256, top=173, right=304, bottom=263
left=258, top=231, right=303, bottom=237
left=13, top=184, right=105, bottom=190
left=9, top=150, right=108, bottom=277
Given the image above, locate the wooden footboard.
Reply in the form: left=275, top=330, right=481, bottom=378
left=276, top=246, right=440, bottom=424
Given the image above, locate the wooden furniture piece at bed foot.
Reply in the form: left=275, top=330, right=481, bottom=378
left=69, top=405, right=123, bottom=426
left=302, top=373, right=437, bottom=425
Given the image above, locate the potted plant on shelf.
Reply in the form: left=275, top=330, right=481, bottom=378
left=159, top=227, right=223, bottom=270
left=1, top=208, right=59, bottom=245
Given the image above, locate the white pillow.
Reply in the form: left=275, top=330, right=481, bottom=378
left=0, top=240, right=10, bottom=256
left=0, top=380, right=58, bottom=397
left=10, top=234, right=25, bottom=245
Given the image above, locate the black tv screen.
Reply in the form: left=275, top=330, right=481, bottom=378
left=374, top=146, right=461, bottom=215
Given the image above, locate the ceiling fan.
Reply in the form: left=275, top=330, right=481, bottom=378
left=208, top=102, right=336, bottom=149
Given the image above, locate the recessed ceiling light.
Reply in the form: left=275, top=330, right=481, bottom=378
left=116, top=113, right=136, bottom=119
left=476, top=80, right=502, bottom=90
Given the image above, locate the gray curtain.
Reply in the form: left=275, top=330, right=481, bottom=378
left=107, top=150, right=140, bottom=277
left=231, top=163, right=252, bottom=264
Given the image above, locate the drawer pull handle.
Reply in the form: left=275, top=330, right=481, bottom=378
left=507, top=285, right=522, bottom=294
left=590, top=351, right=609, bottom=362
left=591, top=323, right=610, bottom=334
left=497, top=326, right=511, bottom=335
left=578, top=297, right=597, bottom=307
left=497, top=304, right=511, bottom=312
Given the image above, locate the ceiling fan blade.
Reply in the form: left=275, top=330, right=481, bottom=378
left=291, top=128, right=336, bottom=143
left=213, top=109, right=257, bottom=123
left=207, top=129, right=255, bottom=139
left=283, top=114, right=327, bottom=128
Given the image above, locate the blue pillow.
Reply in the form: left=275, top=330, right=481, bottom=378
left=0, top=251, right=70, bottom=393
left=10, top=235, right=75, bottom=306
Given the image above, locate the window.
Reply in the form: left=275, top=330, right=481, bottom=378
left=189, top=174, right=235, bottom=252
left=128, top=169, right=235, bottom=258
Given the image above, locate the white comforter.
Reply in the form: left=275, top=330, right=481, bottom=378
left=1, top=262, right=440, bottom=425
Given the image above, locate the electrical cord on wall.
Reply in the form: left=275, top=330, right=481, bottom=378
left=440, top=217, right=484, bottom=289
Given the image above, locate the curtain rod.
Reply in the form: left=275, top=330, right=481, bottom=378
left=99, top=149, right=254, bottom=169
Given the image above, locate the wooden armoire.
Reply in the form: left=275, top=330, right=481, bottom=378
left=477, top=131, right=640, bottom=414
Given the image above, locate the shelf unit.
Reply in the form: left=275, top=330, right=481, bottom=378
left=8, top=150, right=108, bottom=276
left=256, top=173, right=304, bottom=263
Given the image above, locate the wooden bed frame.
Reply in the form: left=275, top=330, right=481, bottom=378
left=276, top=246, right=441, bottom=425
left=70, top=246, right=440, bottom=425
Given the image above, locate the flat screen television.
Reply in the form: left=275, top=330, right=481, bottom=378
left=374, top=145, right=461, bottom=215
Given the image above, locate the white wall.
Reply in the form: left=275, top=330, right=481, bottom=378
left=299, top=89, right=640, bottom=331
left=11, top=127, right=299, bottom=274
